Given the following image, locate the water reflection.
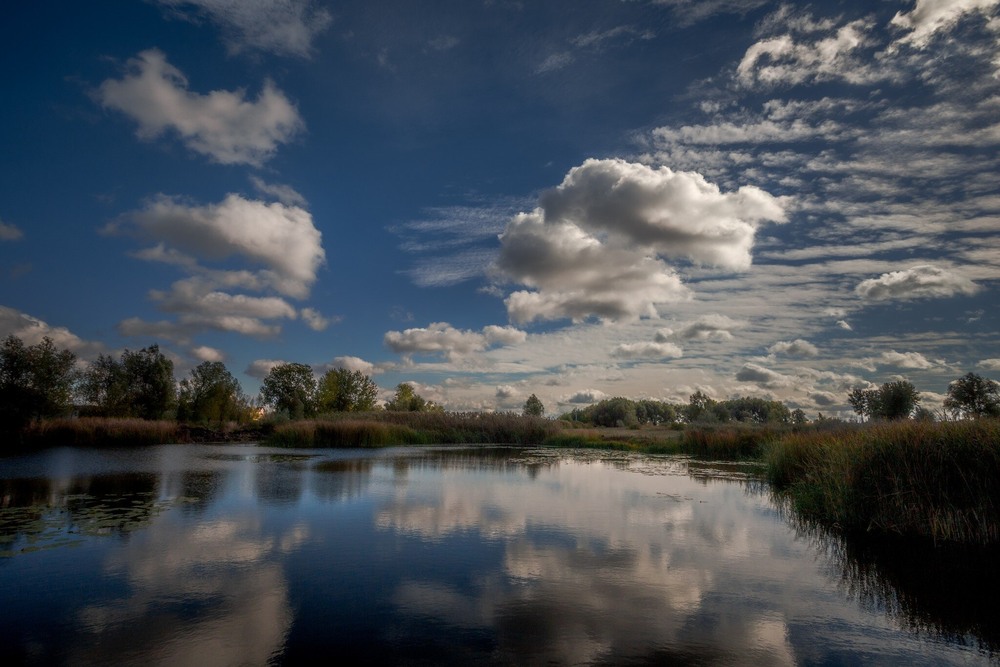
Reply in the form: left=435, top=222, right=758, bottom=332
left=0, top=445, right=995, bottom=665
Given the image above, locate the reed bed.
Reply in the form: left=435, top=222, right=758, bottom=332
left=22, top=417, right=182, bottom=448
left=267, top=411, right=558, bottom=447
left=765, top=419, right=1000, bottom=544
left=680, top=425, right=786, bottom=460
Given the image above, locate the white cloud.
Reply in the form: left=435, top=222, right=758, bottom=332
left=0, top=219, right=23, bottom=241
left=325, top=356, right=377, bottom=375
left=980, top=358, right=1000, bottom=371
left=562, top=389, right=607, bottom=404
left=97, top=49, right=303, bottom=165
left=610, top=341, right=684, bottom=360
left=736, top=17, right=879, bottom=88
left=735, top=363, right=795, bottom=388
left=0, top=305, right=103, bottom=357
left=836, top=320, right=854, bottom=331
left=891, top=0, right=1000, bottom=49
left=114, top=193, right=324, bottom=299
left=495, top=159, right=784, bottom=324
left=767, top=339, right=819, bottom=357
left=878, top=350, right=937, bottom=369
left=191, top=345, right=225, bottom=362
left=807, top=390, right=841, bottom=407
left=673, top=314, right=746, bottom=341
left=155, top=0, right=332, bottom=57
left=855, top=264, right=980, bottom=301
left=250, top=176, right=307, bottom=207
left=650, top=0, right=770, bottom=26
left=384, top=322, right=528, bottom=360
left=118, top=315, right=280, bottom=343
left=152, top=278, right=298, bottom=319
left=300, top=307, right=330, bottom=332
left=496, top=385, right=518, bottom=400
left=245, top=359, right=287, bottom=379
left=538, top=159, right=786, bottom=269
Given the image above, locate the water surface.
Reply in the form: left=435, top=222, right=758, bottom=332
left=0, top=444, right=994, bottom=665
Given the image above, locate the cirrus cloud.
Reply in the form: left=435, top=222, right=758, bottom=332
left=155, top=0, right=332, bottom=58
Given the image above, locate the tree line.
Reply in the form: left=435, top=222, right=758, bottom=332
left=3, top=334, right=998, bottom=438
left=0, top=335, right=443, bottom=439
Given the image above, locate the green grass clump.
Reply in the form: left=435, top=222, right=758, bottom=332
left=765, top=419, right=1000, bottom=544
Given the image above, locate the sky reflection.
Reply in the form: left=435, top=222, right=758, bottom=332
left=0, top=445, right=993, bottom=665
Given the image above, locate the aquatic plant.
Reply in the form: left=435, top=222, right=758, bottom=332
left=765, top=419, right=1000, bottom=544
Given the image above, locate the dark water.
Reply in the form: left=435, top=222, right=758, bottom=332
left=0, top=444, right=995, bottom=666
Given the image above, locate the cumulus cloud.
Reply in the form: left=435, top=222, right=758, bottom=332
left=878, top=350, right=937, bottom=369
left=673, top=314, right=746, bottom=341
left=0, top=219, right=23, bottom=241
left=300, top=307, right=330, bottom=332
left=855, top=264, right=980, bottom=301
left=538, top=159, right=786, bottom=269
left=96, top=49, right=303, bottom=165
left=191, top=345, right=225, bottom=362
left=610, top=341, right=684, bottom=360
left=494, top=159, right=783, bottom=324
left=980, top=358, right=1000, bottom=371
left=891, top=0, right=1000, bottom=49
left=112, top=193, right=324, bottom=299
left=118, top=314, right=280, bottom=343
left=563, top=389, right=607, bottom=404
left=155, top=0, right=332, bottom=57
left=735, top=363, right=795, bottom=388
left=768, top=339, right=819, bottom=357
left=495, top=385, right=518, bottom=400
left=325, top=356, right=377, bottom=374
left=245, top=359, right=287, bottom=379
left=837, top=320, right=853, bottom=331
left=0, top=305, right=103, bottom=357
left=384, top=322, right=527, bottom=360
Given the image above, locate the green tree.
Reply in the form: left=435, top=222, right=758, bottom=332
left=878, top=380, right=921, bottom=420
left=791, top=408, right=808, bottom=424
left=260, top=363, right=317, bottom=419
left=317, top=368, right=379, bottom=413
left=81, top=345, right=175, bottom=419
left=1, top=335, right=77, bottom=436
left=944, top=372, right=1000, bottom=419
left=385, top=383, right=440, bottom=412
left=848, top=381, right=921, bottom=421
left=523, top=393, right=544, bottom=417
left=177, top=361, right=248, bottom=424
left=684, top=390, right=718, bottom=423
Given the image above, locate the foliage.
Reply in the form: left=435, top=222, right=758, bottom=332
left=80, top=345, right=175, bottom=419
left=177, top=361, right=250, bottom=424
left=385, top=383, right=441, bottom=412
left=1, top=336, right=77, bottom=438
left=523, top=393, right=544, bottom=417
left=561, top=397, right=681, bottom=427
left=944, top=372, right=1000, bottom=419
left=316, top=367, right=379, bottom=413
left=261, top=362, right=318, bottom=419
left=765, top=419, right=1000, bottom=544
left=848, top=380, right=921, bottom=421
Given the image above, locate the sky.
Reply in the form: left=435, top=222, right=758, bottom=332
left=1, top=0, right=999, bottom=417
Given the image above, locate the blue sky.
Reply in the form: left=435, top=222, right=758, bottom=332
left=2, top=0, right=999, bottom=416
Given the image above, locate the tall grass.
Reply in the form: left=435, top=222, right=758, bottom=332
left=266, top=412, right=558, bottom=447
left=22, top=417, right=182, bottom=447
left=765, top=419, right=1000, bottom=544
left=680, top=425, right=786, bottom=460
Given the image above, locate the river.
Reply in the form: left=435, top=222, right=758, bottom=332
left=1, top=444, right=995, bottom=665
